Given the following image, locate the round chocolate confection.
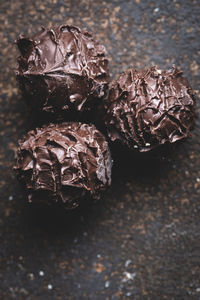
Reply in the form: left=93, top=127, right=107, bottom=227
left=14, top=123, right=112, bottom=209
left=105, top=66, right=196, bottom=152
left=16, top=24, right=109, bottom=118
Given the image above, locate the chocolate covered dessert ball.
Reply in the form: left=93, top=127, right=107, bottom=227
left=16, top=24, right=109, bottom=118
left=14, top=123, right=112, bottom=208
left=105, top=66, right=196, bottom=152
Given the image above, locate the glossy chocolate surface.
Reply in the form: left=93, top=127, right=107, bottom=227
left=16, top=25, right=110, bottom=118
left=14, top=123, right=112, bottom=208
left=105, top=66, right=196, bottom=151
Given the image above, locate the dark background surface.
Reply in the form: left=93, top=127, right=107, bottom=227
left=0, top=0, right=200, bottom=299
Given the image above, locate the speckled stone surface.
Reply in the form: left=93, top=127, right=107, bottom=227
left=0, top=1, right=200, bottom=299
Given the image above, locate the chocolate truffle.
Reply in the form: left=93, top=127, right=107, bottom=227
left=105, top=66, right=196, bottom=152
left=14, top=123, right=112, bottom=208
left=16, top=24, right=109, bottom=118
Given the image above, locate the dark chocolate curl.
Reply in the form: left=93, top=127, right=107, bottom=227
left=14, top=123, right=112, bottom=208
left=16, top=24, right=110, bottom=117
left=105, top=66, right=196, bottom=152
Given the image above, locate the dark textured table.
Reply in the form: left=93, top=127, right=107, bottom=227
left=0, top=1, right=200, bottom=299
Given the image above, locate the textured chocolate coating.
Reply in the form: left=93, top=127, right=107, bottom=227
left=14, top=123, right=112, bottom=208
left=105, top=66, right=196, bottom=152
left=16, top=24, right=109, bottom=118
